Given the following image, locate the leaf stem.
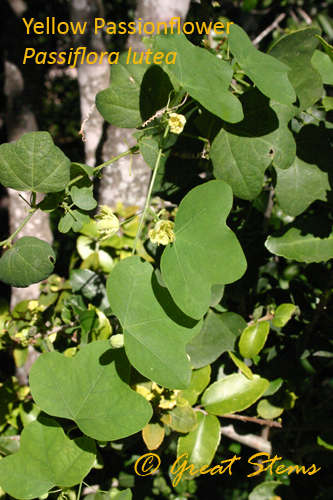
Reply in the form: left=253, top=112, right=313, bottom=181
left=0, top=208, right=37, bottom=248
left=131, top=124, right=170, bottom=255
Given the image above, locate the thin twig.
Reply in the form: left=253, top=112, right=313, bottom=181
left=220, top=425, right=272, bottom=454
left=252, top=13, right=286, bottom=46
left=222, top=413, right=282, bottom=428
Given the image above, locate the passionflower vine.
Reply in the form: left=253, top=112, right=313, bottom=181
left=148, top=220, right=176, bottom=246
left=95, top=205, right=120, bottom=241
left=168, top=112, right=186, bottom=134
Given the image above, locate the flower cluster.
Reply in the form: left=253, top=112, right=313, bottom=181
left=148, top=220, right=175, bottom=246
left=95, top=205, right=120, bottom=241
left=168, top=112, right=186, bottom=134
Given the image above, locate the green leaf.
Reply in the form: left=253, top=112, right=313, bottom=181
left=0, top=417, right=96, bottom=500
left=38, top=192, right=64, bottom=213
left=268, top=27, right=323, bottom=111
left=317, top=428, right=333, bottom=450
left=257, top=399, right=283, bottom=419
left=175, top=412, right=221, bottom=481
left=142, top=422, right=165, bottom=450
left=71, top=186, right=97, bottom=210
left=265, top=216, right=333, bottom=263
left=29, top=341, right=152, bottom=440
left=58, top=209, right=90, bottom=233
left=107, top=256, right=202, bottom=389
left=187, top=311, right=247, bottom=369
left=182, top=366, right=211, bottom=406
left=239, top=321, right=270, bottom=358
left=0, top=132, right=70, bottom=193
left=274, top=123, right=333, bottom=216
left=228, top=24, right=296, bottom=105
left=322, top=96, right=333, bottom=111
left=316, top=35, right=333, bottom=62
left=168, top=406, right=198, bottom=433
left=161, top=181, right=247, bottom=320
left=272, top=304, right=297, bottom=327
left=312, top=50, right=333, bottom=85
left=0, top=378, right=18, bottom=433
left=96, top=54, right=174, bottom=128
left=70, top=269, right=109, bottom=311
left=228, top=351, right=254, bottom=380
left=112, top=490, right=132, bottom=500
left=210, top=89, right=296, bottom=200
left=154, top=33, right=243, bottom=123
left=249, top=481, right=296, bottom=500
left=0, top=237, right=55, bottom=288
left=202, top=373, right=269, bottom=415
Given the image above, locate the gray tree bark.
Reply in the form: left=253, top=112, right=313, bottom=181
left=70, top=0, right=110, bottom=168
left=98, top=0, right=191, bottom=209
left=4, top=1, right=53, bottom=309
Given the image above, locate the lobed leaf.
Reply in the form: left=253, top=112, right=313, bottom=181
left=154, top=32, right=243, bottom=123
left=0, top=417, right=96, bottom=500
left=29, top=341, right=152, bottom=441
left=228, top=24, right=296, bottom=105
left=107, top=256, right=202, bottom=389
left=268, top=27, right=323, bottom=111
left=161, top=181, right=247, bottom=319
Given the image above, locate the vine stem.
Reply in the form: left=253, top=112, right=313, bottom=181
left=131, top=124, right=170, bottom=256
left=0, top=208, right=37, bottom=247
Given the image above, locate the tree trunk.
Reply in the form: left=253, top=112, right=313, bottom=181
left=3, top=0, right=53, bottom=310
left=70, top=0, right=110, bottom=168
left=98, top=0, right=191, bottom=209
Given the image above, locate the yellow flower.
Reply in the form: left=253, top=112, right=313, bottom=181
left=95, top=205, right=120, bottom=241
left=148, top=220, right=176, bottom=246
left=168, top=113, right=186, bottom=134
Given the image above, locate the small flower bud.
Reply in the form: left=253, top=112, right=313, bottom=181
left=168, top=113, right=186, bottom=134
left=148, top=220, right=176, bottom=246
left=95, top=205, right=120, bottom=241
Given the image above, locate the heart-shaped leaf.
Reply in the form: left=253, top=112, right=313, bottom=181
left=0, top=132, right=70, bottom=193
left=106, top=256, right=202, bottom=389
left=154, top=32, right=243, bottom=123
left=0, top=417, right=96, bottom=500
left=96, top=54, right=174, bottom=128
left=228, top=24, right=296, bottom=105
left=186, top=311, right=247, bottom=369
left=202, top=374, right=269, bottom=415
left=161, top=181, right=247, bottom=319
left=239, top=321, right=270, bottom=358
left=175, top=412, right=221, bottom=482
left=29, top=341, right=152, bottom=441
left=0, top=237, right=55, bottom=287
left=268, top=27, right=323, bottom=111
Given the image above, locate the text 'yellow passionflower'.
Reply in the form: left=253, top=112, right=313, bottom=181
left=168, top=113, right=186, bottom=134
left=148, top=220, right=175, bottom=246
left=95, top=205, right=120, bottom=241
